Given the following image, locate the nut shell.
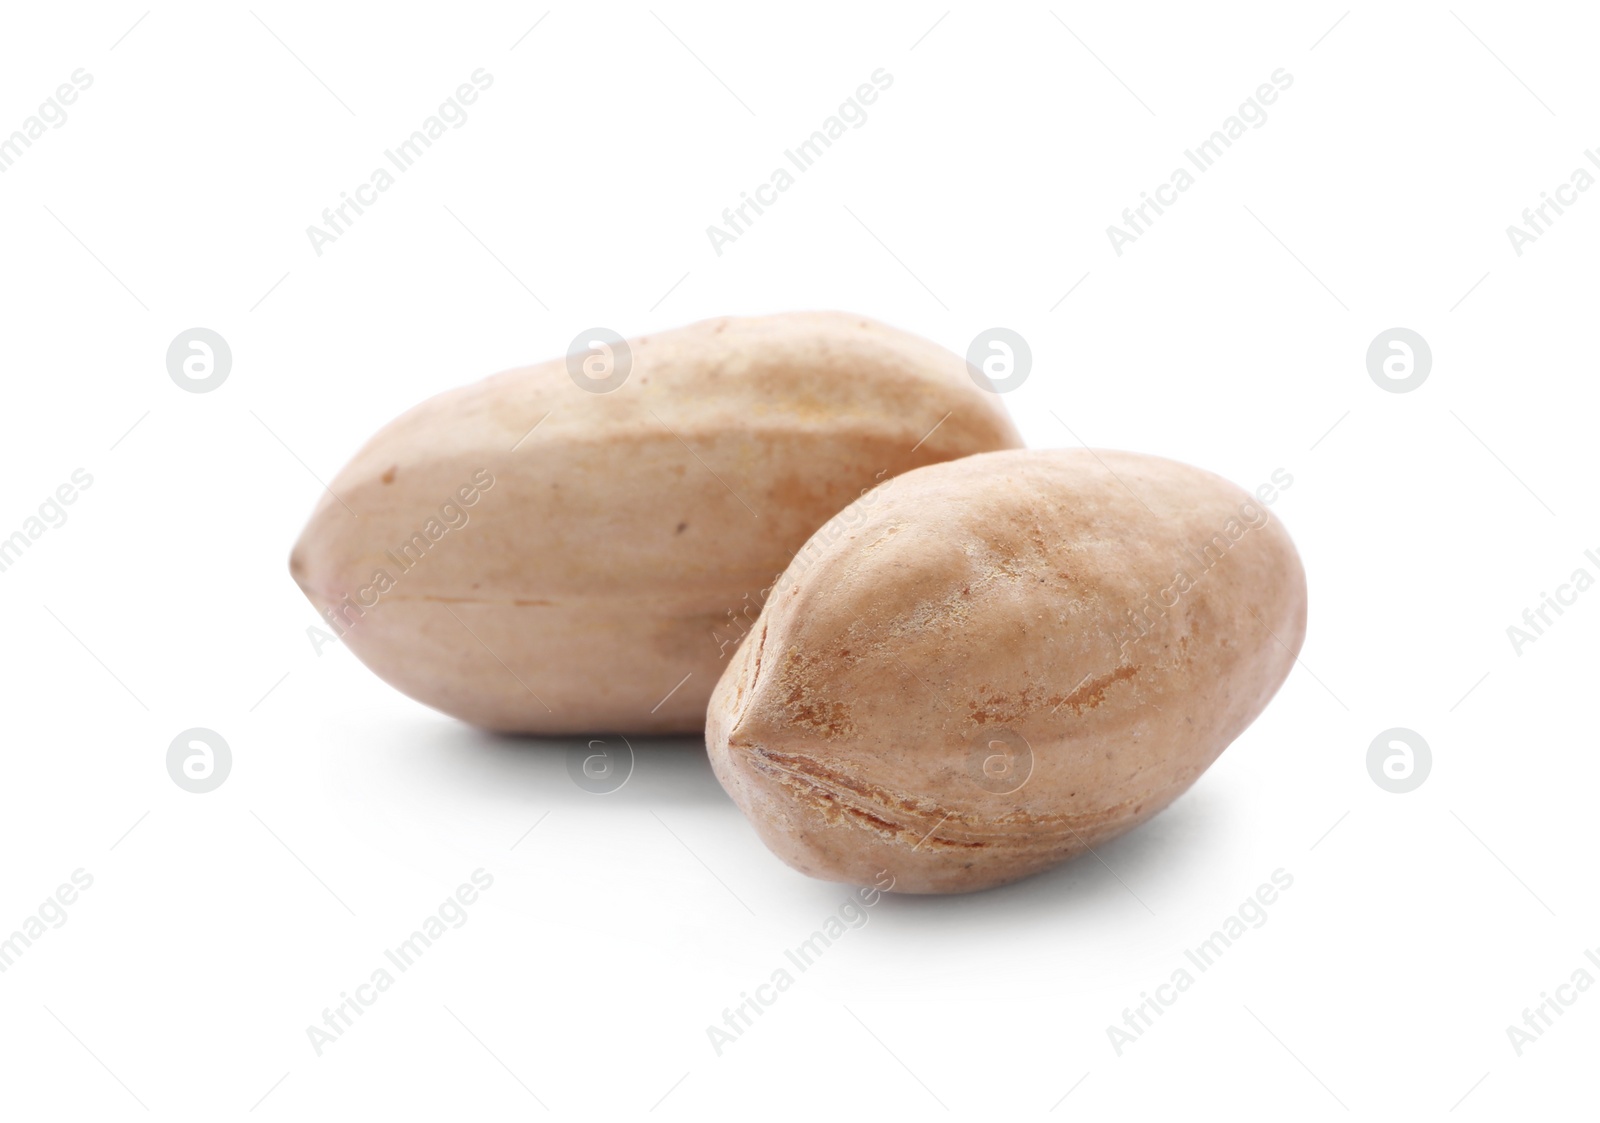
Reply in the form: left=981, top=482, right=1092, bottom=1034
left=289, top=312, right=1021, bottom=733
left=706, top=448, right=1307, bottom=893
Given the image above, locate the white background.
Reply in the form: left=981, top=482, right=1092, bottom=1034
left=0, top=2, right=1594, bottom=1118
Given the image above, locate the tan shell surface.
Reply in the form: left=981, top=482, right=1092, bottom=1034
left=289, top=312, right=1021, bottom=733
left=706, top=448, right=1307, bottom=893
